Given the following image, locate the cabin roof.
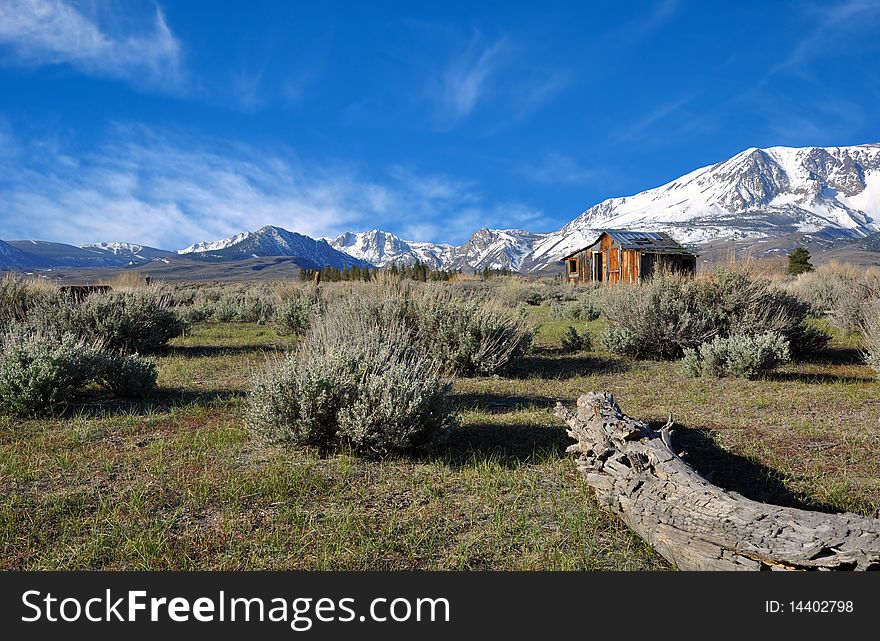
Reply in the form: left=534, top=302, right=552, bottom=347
left=561, top=229, right=696, bottom=260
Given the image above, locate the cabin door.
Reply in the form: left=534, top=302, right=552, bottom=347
left=592, top=252, right=603, bottom=283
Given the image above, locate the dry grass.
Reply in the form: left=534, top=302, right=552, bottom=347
left=2, top=273, right=58, bottom=294
left=1, top=289, right=878, bottom=570
left=101, top=271, right=156, bottom=290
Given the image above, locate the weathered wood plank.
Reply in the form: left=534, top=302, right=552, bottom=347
left=556, top=392, right=880, bottom=570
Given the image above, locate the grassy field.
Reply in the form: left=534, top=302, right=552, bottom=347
left=2, top=308, right=879, bottom=570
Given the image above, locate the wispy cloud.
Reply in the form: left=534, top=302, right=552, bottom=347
left=770, top=0, right=880, bottom=78
left=597, top=0, right=681, bottom=49
left=0, top=124, right=546, bottom=248
left=0, top=0, right=183, bottom=90
left=426, top=29, right=572, bottom=130
left=614, top=93, right=697, bottom=142
left=521, top=152, right=601, bottom=186
left=676, top=0, right=880, bottom=145
left=747, top=93, right=871, bottom=145
left=230, top=67, right=265, bottom=112
left=432, top=34, right=509, bottom=126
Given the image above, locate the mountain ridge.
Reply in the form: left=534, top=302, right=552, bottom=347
left=177, top=225, right=369, bottom=270
left=4, top=143, right=880, bottom=274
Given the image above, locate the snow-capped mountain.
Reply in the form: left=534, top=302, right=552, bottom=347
left=4, top=240, right=171, bottom=269
left=445, top=228, right=542, bottom=271
left=329, top=229, right=455, bottom=268
left=179, top=232, right=252, bottom=254
left=329, top=144, right=880, bottom=273
left=5, top=143, right=880, bottom=276
left=524, top=143, right=880, bottom=269
left=330, top=228, right=542, bottom=272
left=178, top=225, right=368, bottom=269
left=81, top=242, right=174, bottom=264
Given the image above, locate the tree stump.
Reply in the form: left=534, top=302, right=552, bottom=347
left=555, top=392, right=880, bottom=570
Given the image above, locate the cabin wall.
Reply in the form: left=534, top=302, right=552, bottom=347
left=565, top=232, right=695, bottom=286
left=621, top=249, right=640, bottom=284
left=602, top=235, right=616, bottom=283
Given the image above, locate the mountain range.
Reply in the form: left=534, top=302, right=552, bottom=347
left=178, top=226, right=368, bottom=269
left=3, top=143, right=879, bottom=274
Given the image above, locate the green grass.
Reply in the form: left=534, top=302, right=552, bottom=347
left=2, top=313, right=879, bottom=570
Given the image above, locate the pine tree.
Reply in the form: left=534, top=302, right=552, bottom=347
left=787, top=247, right=814, bottom=275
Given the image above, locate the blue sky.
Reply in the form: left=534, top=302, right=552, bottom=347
left=1, top=0, right=879, bottom=250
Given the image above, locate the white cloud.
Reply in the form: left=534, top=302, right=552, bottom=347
left=773, top=0, right=880, bottom=75
left=429, top=35, right=508, bottom=127
left=523, top=152, right=600, bottom=186
left=0, top=125, right=547, bottom=248
left=425, top=30, right=572, bottom=130
left=0, top=0, right=183, bottom=90
left=613, top=93, right=697, bottom=142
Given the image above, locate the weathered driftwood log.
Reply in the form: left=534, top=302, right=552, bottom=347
left=556, top=392, right=880, bottom=570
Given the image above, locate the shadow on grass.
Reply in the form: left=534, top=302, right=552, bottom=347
left=653, top=420, right=839, bottom=514
left=64, top=387, right=246, bottom=418
left=424, top=421, right=572, bottom=469
left=508, top=351, right=629, bottom=379
left=765, top=370, right=876, bottom=385
left=166, top=344, right=285, bottom=359
left=798, top=346, right=863, bottom=365
left=452, top=391, right=559, bottom=414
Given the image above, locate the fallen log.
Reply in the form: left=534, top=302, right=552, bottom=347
left=555, top=392, right=880, bottom=570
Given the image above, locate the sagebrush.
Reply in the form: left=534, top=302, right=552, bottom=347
left=0, top=329, right=157, bottom=416
left=861, top=299, right=880, bottom=376
left=27, top=290, right=183, bottom=354
left=560, top=325, right=592, bottom=353
left=315, top=280, right=533, bottom=376
left=681, top=332, right=790, bottom=379
left=601, top=268, right=828, bottom=360
left=246, top=311, right=453, bottom=454
left=273, top=288, right=324, bottom=336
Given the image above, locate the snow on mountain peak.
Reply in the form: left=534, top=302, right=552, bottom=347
left=83, top=242, right=144, bottom=254
left=169, top=143, right=880, bottom=275
left=179, top=231, right=252, bottom=254
left=522, top=143, right=880, bottom=267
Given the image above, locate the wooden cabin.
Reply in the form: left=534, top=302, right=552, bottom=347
left=562, top=229, right=696, bottom=285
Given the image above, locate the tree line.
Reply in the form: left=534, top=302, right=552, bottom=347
left=298, top=262, right=513, bottom=282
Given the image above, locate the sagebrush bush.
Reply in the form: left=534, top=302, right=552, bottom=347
left=236, top=295, right=275, bottom=324
left=560, top=325, right=592, bottom=353
left=831, top=278, right=880, bottom=336
left=273, top=289, right=324, bottom=336
left=861, top=299, right=880, bottom=376
left=208, top=292, right=273, bottom=324
left=539, top=282, right=580, bottom=304
left=0, top=277, right=38, bottom=332
left=681, top=332, right=790, bottom=379
left=550, top=292, right=601, bottom=322
left=782, top=262, right=860, bottom=314
left=246, top=313, right=452, bottom=454
left=93, top=352, right=158, bottom=397
left=496, top=279, right=545, bottom=307
left=600, top=271, right=716, bottom=359
left=0, top=331, right=92, bottom=416
left=316, top=281, right=533, bottom=376
left=782, top=263, right=880, bottom=335
left=211, top=294, right=240, bottom=322
left=175, top=300, right=213, bottom=326
left=600, top=268, right=828, bottom=360
left=27, top=290, right=183, bottom=354
left=415, top=289, right=534, bottom=376
left=600, top=326, right=639, bottom=355
left=705, top=270, right=828, bottom=355
left=0, top=328, right=157, bottom=416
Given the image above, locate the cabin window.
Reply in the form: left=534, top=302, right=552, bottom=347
left=567, top=258, right=578, bottom=275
